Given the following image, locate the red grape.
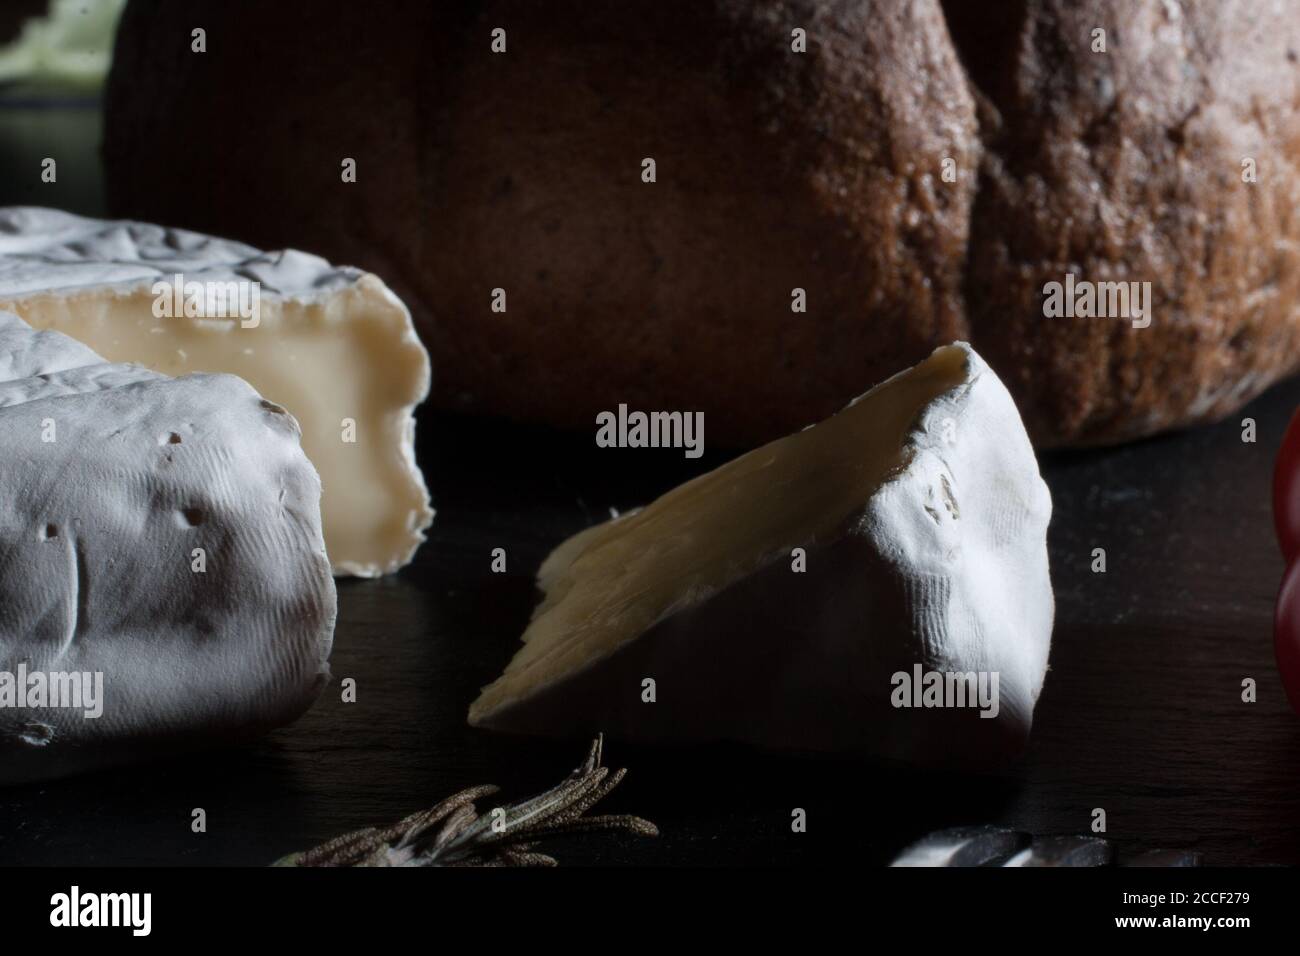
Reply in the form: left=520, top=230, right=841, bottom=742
left=1275, top=559, right=1300, bottom=716
left=1273, top=408, right=1300, bottom=561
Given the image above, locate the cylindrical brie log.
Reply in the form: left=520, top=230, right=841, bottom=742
left=0, top=311, right=336, bottom=785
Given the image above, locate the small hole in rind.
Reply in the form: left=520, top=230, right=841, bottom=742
left=180, top=508, right=205, bottom=527
left=42, top=523, right=57, bottom=540
left=260, top=400, right=287, bottom=415
left=167, top=433, right=183, bottom=444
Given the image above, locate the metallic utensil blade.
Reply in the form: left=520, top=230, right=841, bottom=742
left=891, top=826, right=1029, bottom=867
left=1002, top=835, right=1113, bottom=867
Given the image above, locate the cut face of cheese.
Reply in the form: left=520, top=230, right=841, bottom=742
left=470, top=343, right=1054, bottom=764
left=0, top=311, right=335, bottom=786
left=0, top=207, right=432, bottom=577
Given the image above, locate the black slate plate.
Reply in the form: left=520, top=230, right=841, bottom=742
left=3, top=378, right=1300, bottom=866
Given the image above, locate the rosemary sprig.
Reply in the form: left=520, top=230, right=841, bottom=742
left=273, top=735, right=657, bottom=867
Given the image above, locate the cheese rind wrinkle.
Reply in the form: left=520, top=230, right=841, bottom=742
left=470, top=343, right=1054, bottom=764
left=0, top=207, right=433, bottom=577
left=0, top=312, right=336, bottom=785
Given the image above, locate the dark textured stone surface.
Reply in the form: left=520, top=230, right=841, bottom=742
left=2, top=376, right=1299, bottom=865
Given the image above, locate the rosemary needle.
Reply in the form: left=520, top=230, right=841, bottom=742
left=273, top=736, right=658, bottom=867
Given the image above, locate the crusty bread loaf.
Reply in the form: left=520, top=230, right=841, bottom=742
left=944, top=0, right=1300, bottom=444
left=104, top=0, right=1300, bottom=447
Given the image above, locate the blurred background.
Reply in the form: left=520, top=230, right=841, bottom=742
left=0, top=0, right=119, bottom=214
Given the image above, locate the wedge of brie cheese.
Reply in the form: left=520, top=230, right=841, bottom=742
left=0, top=311, right=336, bottom=785
left=470, top=343, right=1054, bottom=764
left=0, top=207, right=432, bottom=577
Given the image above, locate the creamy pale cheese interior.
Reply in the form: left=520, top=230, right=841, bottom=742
left=470, top=344, right=969, bottom=722
left=1, top=277, right=431, bottom=576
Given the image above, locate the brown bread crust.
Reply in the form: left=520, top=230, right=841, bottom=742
left=103, top=0, right=1300, bottom=447
left=947, top=0, right=1300, bottom=444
